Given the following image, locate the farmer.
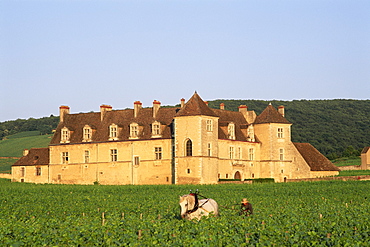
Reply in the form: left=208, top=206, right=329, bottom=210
left=240, top=198, right=253, bottom=216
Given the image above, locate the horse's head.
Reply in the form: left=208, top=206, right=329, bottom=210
left=179, top=194, right=196, bottom=219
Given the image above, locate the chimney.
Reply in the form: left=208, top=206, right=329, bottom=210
left=134, top=101, right=142, bottom=118
left=100, top=104, right=112, bottom=121
left=59, top=106, right=70, bottom=122
left=23, top=149, right=29, bottom=156
left=153, top=100, right=161, bottom=118
left=238, top=105, right=248, bottom=113
left=180, top=98, right=185, bottom=108
left=220, top=103, right=225, bottom=110
left=278, top=105, right=285, bottom=117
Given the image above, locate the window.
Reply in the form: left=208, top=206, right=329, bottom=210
left=111, top=149, right=117, bottom=162
left=130, top=123, right=139, bottom=139
left=278, top=128, right=284, bottom=138
left=62, top=152, right=69, bottom=164
left=279, top=149, right=284, bottom=161
left=109, top=124, right=118, bottom=140
left=61, top=127, right=70, bottom=143
left=206, top=119, right=213, bottom=132
left=186, top=139, right=192, bottom=156
left=237, top=147, right=242, bottom=159
left=229, top=146, right=235, bottom=159
left=249, top=148, right=254, bottom=160
left=20, top=167, right=25, bottom=177
left=187, top=168, right=191, bottom=174
left=228, top=123, right=235, bottom=140
left=155, top=147, right=162, bottom=160
left=152, top=122, right=161, bottom=136
left=83, top=126, right=92, bottom=142
left=247, top=125, right=255, bottom=141
left=84, top=150, right=90, bottom=163
left=134, top=156, right=140, bottom=166
left=207, top=143, right=212, bottom=157
left=36, top=167, right=41, bottom=176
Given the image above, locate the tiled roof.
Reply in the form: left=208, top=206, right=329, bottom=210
left=212, top=108, right=250, bottom=141
left=50, top=107, right=179, bottom=144
left=254, top=104, right=291, bottom=124
left=361, top=146, right=370, bottom=154
left=175, top=92, right=218, bottom=117
left=12, top=148, right=49, bottom=167
left=293, top=143, right=340, bottom=171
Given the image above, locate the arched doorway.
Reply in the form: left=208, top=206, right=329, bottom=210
left=234, top=171, right=241, bottom=180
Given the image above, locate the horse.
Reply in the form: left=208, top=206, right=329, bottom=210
left=179, top=193, right=219, bottom=220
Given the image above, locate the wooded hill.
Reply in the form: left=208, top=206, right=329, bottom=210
left=1, top=99, right=369, bottom=159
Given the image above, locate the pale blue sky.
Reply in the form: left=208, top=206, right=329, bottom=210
left=1, top=0, right=369, bottom=122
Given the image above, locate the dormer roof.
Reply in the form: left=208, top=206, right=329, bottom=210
left=254, top=104, right=291, bottom=124
left=175, top=92, right=218, bottom=117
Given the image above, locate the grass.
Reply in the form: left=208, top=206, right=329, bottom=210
left=338, top=170, right=370, bottom=176
left=0, top=133, right=52, bottom=157
left=5, top=131, right=41, bottom=139
left=332, top=156, right=361, bottom=167
left=0, top=158, right=18, bottom=173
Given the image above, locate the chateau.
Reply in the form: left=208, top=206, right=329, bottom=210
left=12, top=92, right=339, bottom=185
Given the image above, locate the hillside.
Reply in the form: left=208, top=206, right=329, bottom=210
left=0, top=133, right=52, bottom=157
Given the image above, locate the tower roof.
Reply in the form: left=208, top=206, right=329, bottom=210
left=175, top=92, right=218, bottom=117
left=254, top=104, right=291, bottom=124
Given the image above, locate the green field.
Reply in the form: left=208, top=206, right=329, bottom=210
left=0, top=158, right=18, bottom=173
left=0, top=133, right=52, bottom=157
left=0, top=179, right=369, bottom=246
left=332, top=157, right=361, bottom=167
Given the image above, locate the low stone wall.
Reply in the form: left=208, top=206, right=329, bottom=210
left=286, top=175, right=370, bottom=182
left=218, top=180, right=252, bottom=184
left=339, top=165, right=362, bottom=171
left=0, top=173, right=12, bottom=179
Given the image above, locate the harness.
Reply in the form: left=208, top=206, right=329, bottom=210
left=185, top=191, right=210, bottom=215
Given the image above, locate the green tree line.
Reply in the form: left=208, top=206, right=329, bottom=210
left=1, top=99, right=369, bottom=159
left=0, top=115, right=59, bottom=139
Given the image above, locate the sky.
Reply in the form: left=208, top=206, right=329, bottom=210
left=1, top=0, right=369, bottom=122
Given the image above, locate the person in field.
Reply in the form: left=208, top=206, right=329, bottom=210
left=240, top=198, right=253, bottom=216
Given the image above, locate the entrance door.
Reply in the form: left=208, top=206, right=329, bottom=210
left=234, top=171, right=241, bottom=180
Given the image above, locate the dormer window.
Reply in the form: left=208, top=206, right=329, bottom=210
left=109, top=124, right=118, bottom=141
left=228, top=123, right=235, bottom=140
left=247, top=125, right=255, bottom=142
left=130, top=123, right=139, bottom=139
left=61, top=127, right=70, bottom=143
left=83, top=125, right=92, bottom=142
left=151, top=121, right=161, bottom=138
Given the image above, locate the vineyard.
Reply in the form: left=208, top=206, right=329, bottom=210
left=0, top=179, right=369, bottom=246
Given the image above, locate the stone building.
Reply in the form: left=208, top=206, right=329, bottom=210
left=12, top=92, right=339, bottom=185
left=361, top=147, right=370, bottom=170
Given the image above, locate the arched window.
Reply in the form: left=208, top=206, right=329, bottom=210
left=186, top=139, right=192, bottom=156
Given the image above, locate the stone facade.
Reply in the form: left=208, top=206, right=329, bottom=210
left=12, top=93, right=339, bottom=184
left=361, top=147, right=370, bottom=170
